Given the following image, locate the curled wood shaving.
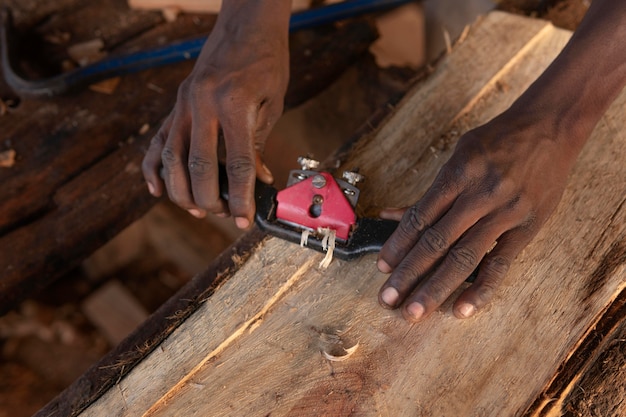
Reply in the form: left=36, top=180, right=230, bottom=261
left=300, top=229, right=310, bottom=247
left=322, top=342, right=359, bottom=362
left=317, top=227, right=336, bottom=269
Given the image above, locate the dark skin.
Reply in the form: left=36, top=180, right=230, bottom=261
left=143, top=0, right=626, bottom=322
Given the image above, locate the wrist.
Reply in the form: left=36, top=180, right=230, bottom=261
left=217, top=0, right=292, bottom=38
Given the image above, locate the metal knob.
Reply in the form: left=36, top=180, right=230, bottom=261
left=342, top=171, right=365, bottom=186
left=297, top=156, right=320, bottom=171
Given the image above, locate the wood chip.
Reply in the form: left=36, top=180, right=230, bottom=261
left=0, top=149, right=16, bottom=168
left=317, top=227, right=336, bottom=269
left=161, top=7, right=181, bottom=22
left=139, top=123, right=150, bottom=135
left=300, top=229, right=310, bottom=247
left=67, top=39, right=106, bottom=66
left=89, top=77, right=121, bottom=95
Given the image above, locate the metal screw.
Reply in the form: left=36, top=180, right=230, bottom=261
left=342, top=171, right=365, bottom=186
left=298, top=156, right=320, bottom=171
left=312, top=194, right=324, bottom=205
left=312, top=174, right=326, bottom=189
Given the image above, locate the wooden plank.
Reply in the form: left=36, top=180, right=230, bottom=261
left=70, top=11, right=626, bottom=417
left=81, top=280, right=150, bottom=347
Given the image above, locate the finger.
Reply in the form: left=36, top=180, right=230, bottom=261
left=142, top=113, right=174, bottom=197
left=377, top=200, right=449, bottom=274
left=220, top=103, right=257, bottom=229
left=189, top=110, right=228, bottom=216
left=377, top=169, right=460, bottom=273
left=253, top=98, right=282, bottom=185
left=378, top=193, right=495, bottom=309
left=453, top=226, right=536, bottom=319
left=379, top=208, right=407, bottom=221
left=400, top=217, right=506, bottom=322
left=161, top=116, right=198, bottom=216
left=255, top=152, right=274, bottom=185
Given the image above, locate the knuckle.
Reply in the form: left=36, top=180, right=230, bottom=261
left=481, top=255, right=511, bottom=277
left=448, top=246, right=479, bottom=273
left=188, top=156, right=214, bottom=180
left=161, top=146, right=181, bottom=167
left=392, top=263, right=423, bottom=288
left=226, top=157, right=255, bottom=182
left=420, top=227, right=448, bottom=256
left=400, top=206, right=427, bottom=235
left=472, top=277, right=500, bottom=305
left=422, top=278, right=453, bottom=305
left=150, top=132, right=166, bottom=148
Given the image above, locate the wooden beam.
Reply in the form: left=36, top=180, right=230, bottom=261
left=44, top=11, right=626, bottom=417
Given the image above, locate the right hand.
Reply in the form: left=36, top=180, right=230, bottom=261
left=142, top=3, right=290, bottom=229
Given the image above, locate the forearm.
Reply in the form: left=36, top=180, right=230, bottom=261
left=509, top=0, right=626, bottom=159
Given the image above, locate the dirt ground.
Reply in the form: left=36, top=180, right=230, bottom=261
left=0, top=1, right=590, bottom=416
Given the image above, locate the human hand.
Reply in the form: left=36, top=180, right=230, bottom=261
left=376, top=112, right=581, bottom=322
left=142, top=2, right=290, bottom=229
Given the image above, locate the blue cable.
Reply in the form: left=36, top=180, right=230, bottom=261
left=1, top=0, right=414, bottom=97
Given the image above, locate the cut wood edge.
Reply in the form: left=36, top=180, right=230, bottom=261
left=142, top=256, right=318, bottom=416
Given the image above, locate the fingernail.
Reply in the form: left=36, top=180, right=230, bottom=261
left=188, top=208, right=205, bottom=218
left=456, top=303, right=476, bottom=318
left=215, top=212, right=228, bottom=218
left=406, top=302, right=425, bottom=321
left=147, top=182, right=156, bottom=196
left=377, top=259, right=392, bottom=274
left=262, top=163, right=274, bottom=182
left=381, top=287, right=399, bottom=307
left=235, top=217, right=250, bottom=229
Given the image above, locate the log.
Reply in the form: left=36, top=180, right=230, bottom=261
left=49, top=11, right=625, bottom=417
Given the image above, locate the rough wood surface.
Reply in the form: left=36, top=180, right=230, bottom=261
left=528, top=290, right=626, bottom=417
left=74, top=11, right=626, bottom=417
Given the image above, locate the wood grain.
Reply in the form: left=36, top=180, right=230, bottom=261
left=78, top=11, right=626, bottom=417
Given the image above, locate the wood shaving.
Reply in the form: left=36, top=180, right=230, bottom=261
left=161, top=7, right=181, bottom=22
left=486, top=240, right=498, bottom=254
left=322, top=342, right=359, bottom=362
left=300, top=229, right=310, bottom=247
left=67, top=39, right=105, bottom=66
left=0, top=149, right=16, bottom=168
left=317, top=227, right=336, bottom=269
left=89, top=77, right=121, bottom=95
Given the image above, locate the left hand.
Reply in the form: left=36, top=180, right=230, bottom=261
left=376, top=110, right=579, bottom=322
